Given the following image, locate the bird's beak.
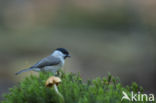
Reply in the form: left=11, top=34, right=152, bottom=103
left=64, top=55, right=71, bottom=59
left=67, top=55, right=71, bottom=58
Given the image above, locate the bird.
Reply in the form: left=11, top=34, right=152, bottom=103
left=16, top=48, right=70, bottom=75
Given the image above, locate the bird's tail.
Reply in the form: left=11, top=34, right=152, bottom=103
left=16, top=68, right=32, bottom=75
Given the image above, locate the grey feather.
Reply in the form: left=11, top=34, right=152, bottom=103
left=31, top=56, right=61, bottom=68
left=16, top=56, right=61, bottom=75
left=16, top=68, right=32, bottom=75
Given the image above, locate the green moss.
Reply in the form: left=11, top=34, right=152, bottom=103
left=1, top=71, right=155, bottom=103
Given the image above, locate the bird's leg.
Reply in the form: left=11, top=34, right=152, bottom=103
left=54, top=71, right=59, bottom=76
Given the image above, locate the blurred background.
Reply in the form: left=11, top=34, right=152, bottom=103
left=0, top=0, right=156, bottom=100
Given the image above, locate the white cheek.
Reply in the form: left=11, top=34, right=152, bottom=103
left=52, top=51, right=64, bottom=58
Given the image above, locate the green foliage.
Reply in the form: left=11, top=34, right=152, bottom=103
left=1, top=71, right=155, bottom=103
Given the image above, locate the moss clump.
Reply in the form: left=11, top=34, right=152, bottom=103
left=1, top=71, right=154, bottom=103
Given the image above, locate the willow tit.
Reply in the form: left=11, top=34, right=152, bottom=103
left=16, top=48, right=70, bottom=75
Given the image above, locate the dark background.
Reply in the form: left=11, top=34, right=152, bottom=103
left=0, top=0, right=156, bottom=100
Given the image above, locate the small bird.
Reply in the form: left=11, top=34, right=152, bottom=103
left=16, top=48, right=70, bottom=75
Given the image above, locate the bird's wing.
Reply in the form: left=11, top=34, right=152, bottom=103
left=31, top=56, right=61, bottom=68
